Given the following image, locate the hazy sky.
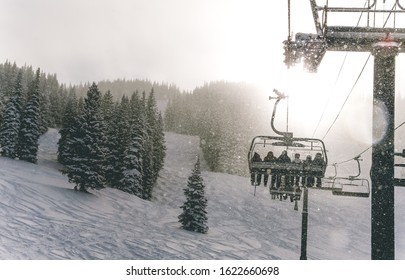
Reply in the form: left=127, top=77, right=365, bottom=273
left=0, top=0, right=387, bottom=89
left=1, top=0, right=404, bottom=92
left=0, top=0, right=300, bottom=91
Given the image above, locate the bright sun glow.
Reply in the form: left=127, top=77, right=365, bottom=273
left=218, top=1, right=347, bottom=137
left=217, top=1, right=376, bottom=139
left=265, top=65, right=338, bottom=136
left=260, top=53, right=373, bottom=139
left=286, top=69, right=331, bottom=123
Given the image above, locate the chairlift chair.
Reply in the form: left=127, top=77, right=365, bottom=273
left=248, top=135, right=327, bottom=178
left=248, top=135, right=327, bottom=199
left=248, top=89, right=328, bottom=200
left=331, top=156, right=370, bottom=198
left=332, top=177, right=370, bottom=198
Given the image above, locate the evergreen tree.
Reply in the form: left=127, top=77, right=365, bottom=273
left=38, top=72, right=51, bottom=133
left=48, top=83, right=62, bottom=127
left=154, top=112, right=166, bottom=174
left=54, top=85, right=69, bottom=127
left=118, top=91, right=146, bottom=197
left=0, top=98, right=4, bottom=124
left=146, top=89, right=166, bottom=183
left=101, top=90, right=115, bottom=126
left=0, top=62, right=18, bottom=124
left=118, top=118, right=144, bottom=196
left=105, top=96, right=131, bottom=188
left=18, top=68, right=41, bottom=163
left=100, top=90, right=116, bottom=186
left=141, top=91, right=154, bottom=200
left=178, top=157, right=209, bottom=234
left=62, top=83, right=106, bottom=192
left=57, top=93, right=78, bottom=165
left=0, top=71, right=24, bottom=158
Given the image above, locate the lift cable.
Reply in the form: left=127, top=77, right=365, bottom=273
left=321, top=54, right=371, bottom=141
left=331, top=117, right=405, bottom=166
left=312, top=0, right=370, bottom=138
left=396, top=119, right=405, bottom=130
left=311, top=53, right=349, bottom=138
left=320, top=2, right=397, bottom=141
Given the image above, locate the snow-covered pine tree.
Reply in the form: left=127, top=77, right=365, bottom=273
left=153, top=112, right=166, bottom=175
left=141, top=91, right=154, bottom=200
left=0, top=99, right=4, bottom=124
left=118, top=119, right=144, bottom=196
left=57, top=93, right=78, bottom=165
left=1, top=62, right=20, bottom=125
left=178, top=157, right=209, bottom=234
left=117, top=91, right=146, bottom=197
left=0, top=71, right=24, bottom=158
left=146, top=88, right=166, bottom=182
left=62, top=83, right=106, bottom=192
left=105, top=96, right=131, bottom=188
left=37, top=72, right=51, bottom=134
left=48, top=82, right=62, bottom=128
left=104, top=112, right=120, bottom=187
left=102, top=92, right=119, bottom=187
left=18, top=68, right=41, bottom=163
left=59, top=106, right=85, bottom=185
left=101, top=90, right=115, bottom=127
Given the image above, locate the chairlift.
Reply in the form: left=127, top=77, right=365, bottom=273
left=248, top=89, right=328, bottom=200
left=248, top=135, right=327, bottom=178
left=331, top=156, right=370, bottom=198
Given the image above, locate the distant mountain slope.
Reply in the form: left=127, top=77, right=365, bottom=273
left=0, top=129, right=404, bottom=259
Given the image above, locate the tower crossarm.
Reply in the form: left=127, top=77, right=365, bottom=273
left=324, top=26, right=405, bottom=52
left=285, top=1, right=405, bottom=71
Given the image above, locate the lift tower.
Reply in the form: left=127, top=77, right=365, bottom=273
left=284, top=0, right=405, bottom=259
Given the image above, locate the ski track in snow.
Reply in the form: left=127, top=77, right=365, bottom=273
left=0, top=129, right=404, bottom=259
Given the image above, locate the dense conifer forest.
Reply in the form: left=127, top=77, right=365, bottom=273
left=0, top=61, right=168, bottom=199
left=1, top=61, right=272, bottom=180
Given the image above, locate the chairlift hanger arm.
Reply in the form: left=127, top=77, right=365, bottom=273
left=350, top=157, right=362, bottom=179
left=270, top=89, right=293, bottom=140
left=333, top=156, right=362, bottom=179
left=329, top=163, right=337, bottom=179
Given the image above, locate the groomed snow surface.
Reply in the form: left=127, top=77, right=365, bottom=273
left=0, top=129, right=404, bottom=260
